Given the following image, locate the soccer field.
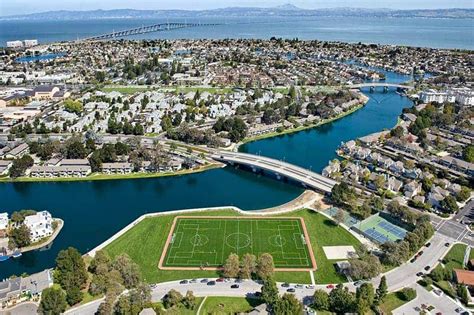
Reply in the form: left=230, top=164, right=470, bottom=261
left=159, top=216, right=316, bottom=270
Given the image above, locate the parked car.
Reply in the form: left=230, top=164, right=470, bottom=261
left=207, top=281, right=216, bottom=286
left=295, top=284, right=304, bottom=289
left=200, top=278, right=208, bottom=283
left=416, top=272, right=424, bottom=277
left=179, top=280, right=188, bottom=284
left=445, top=242, right=450, bottom=247
left=216, top=278, right=225, bottom=282
left=189, top=279, right=197, bottom=283
left=231, top=284, right=239, bottom=289
left=305, top=285, right=315, bottom=289
left=326, top=284, right=335, bottom=289
left=281, top=283, right=290, bottom=288
left=410, top=257, right=416, bottom=263
left=424, top=265, right=431, bottom=271
left=287, top=288, right=296, bottom=293
left=425, top=242, right=431, bottom=247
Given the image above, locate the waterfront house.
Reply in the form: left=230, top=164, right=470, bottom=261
left=0, top=213, right=8, bottom=238
left=29, top=165, right=91, bottom=178
left=24, top=211, right=53, bottom=243
left=101, top=162, right=133, bottom=174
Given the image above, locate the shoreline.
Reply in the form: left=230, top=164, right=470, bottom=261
left=239, top=101, right=367, bottom=146
left=0, top=163, right=223, bottom=184
left=87, top=189, right=322, bottom=257
left=19, top=219, right=64, bottom=253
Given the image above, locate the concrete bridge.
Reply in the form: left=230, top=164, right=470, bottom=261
left=212, top=151, right=337, bottom=194
left=82, top=22, right=219, bottom=41
left=346, top=83, right=414, bottom=90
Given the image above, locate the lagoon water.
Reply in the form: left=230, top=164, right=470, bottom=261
left=1, top=16, right=473, bottom=49
left=0, top=66, right=413, bottom=278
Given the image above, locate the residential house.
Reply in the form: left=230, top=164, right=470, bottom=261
left=404, top=181, right=422, bottom=199
left=24, top=211, right=53, bottom=243
left=385, top=176, right=403, bottom=193
left=5, top=143, right=28, bottom=159
left=101, top=162, right=133, bottom=174
left=0, top=160, right=12, bottom=175
left=0, top=213, right=8, bottom=238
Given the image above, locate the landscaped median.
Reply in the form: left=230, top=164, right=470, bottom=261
left=100, top=208, right=361, bottom=285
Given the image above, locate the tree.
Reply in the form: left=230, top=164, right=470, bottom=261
left=261, top=278, right=279, bottom=306
left=9, top=224, right=31, bottom=248
left=182, top=290, right=196, bottom=309
left=240, top=253, right=257, bottom=279
left=64, top=99, right=83, bottom=114
left=9, top=155, right=34, bottom=178
left=273, top=293, right=303, bottom=315
left=333, top=208, right=345, bottom=226
left=55, top=247, right=88, bottom=293
left=66, top=286, right=84, bottom=306
left=400, top=287, right=416, bottom=301
left=65, top=140, right=87, bottom=159
left=112, top=254, right=141, bottom=289
left=312, top=289, right=330, bottom=311
left=463, top=145, right=474, bottom=163
left=376, top=275, right=388, bottom=304
left=331, top=183, right=355, bottom=205
left=457, top=284, right=469, bottom=305
left=440, top=195, right=459, bottom=213
left=356, top=283, right=375, bottom=314
left=38, top=287, right=68, bottom=315
left=348, top=254, right=382, bottom=280
left=329, top=284, right=355, bottom=314
left=163, top=289, right=183, bottom=308
left=257, top=253, right=274, bottom=280
left=223, top=253, right=240, bottom=278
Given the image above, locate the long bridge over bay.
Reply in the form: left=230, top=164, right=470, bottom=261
left=81, top=22, right=220, bottom=41
left=212, top=151, right=337, bottom=194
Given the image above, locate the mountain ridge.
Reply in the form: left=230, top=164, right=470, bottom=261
left=1, top=6, right=472, bottom=20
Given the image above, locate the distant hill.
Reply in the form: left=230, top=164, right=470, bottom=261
left=1, top=6, right=473, bottom=21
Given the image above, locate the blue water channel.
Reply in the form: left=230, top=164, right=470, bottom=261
left=0, top=67, right=413, bottom=279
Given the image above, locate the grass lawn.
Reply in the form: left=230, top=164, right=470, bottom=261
left=152, top=297, right=204, bottom=314
left=199, top=297, right=262, bottom=315
left=162, top=217, right=313, bottom=269
left=379, top=292, right=412, bottom=315
left=102, top=86, right=152, bottom=94
left=443, top=243, right=467, bottom=270
left=104, top=209, right=360, bottom=284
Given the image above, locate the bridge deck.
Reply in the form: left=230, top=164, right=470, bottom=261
left=213, top=151, right=336, bottom=193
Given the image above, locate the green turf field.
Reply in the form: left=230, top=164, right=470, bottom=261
left=161, top=217, right=314, bottom=269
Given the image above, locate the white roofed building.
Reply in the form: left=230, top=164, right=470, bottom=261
left=23, top=211, right=53, bottom=243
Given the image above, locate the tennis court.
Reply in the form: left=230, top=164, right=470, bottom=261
left=356, top=214, right=407, bottom=244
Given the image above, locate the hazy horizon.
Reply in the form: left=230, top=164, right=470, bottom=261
left=1, top=0, right=473, bottom=17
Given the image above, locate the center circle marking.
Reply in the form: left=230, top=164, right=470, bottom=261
left=226, top=233, right=251, bottom=249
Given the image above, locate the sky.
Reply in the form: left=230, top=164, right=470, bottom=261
left=1, top=0, right=473, bottom=16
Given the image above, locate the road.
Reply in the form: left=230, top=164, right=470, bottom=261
left=393, top=284, right=466, bottom=315
left=372, top=233, right=453, bottom=292
left=67, top=234, right=453, bottom=315
left=66, top=279, right=342, bottom=315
